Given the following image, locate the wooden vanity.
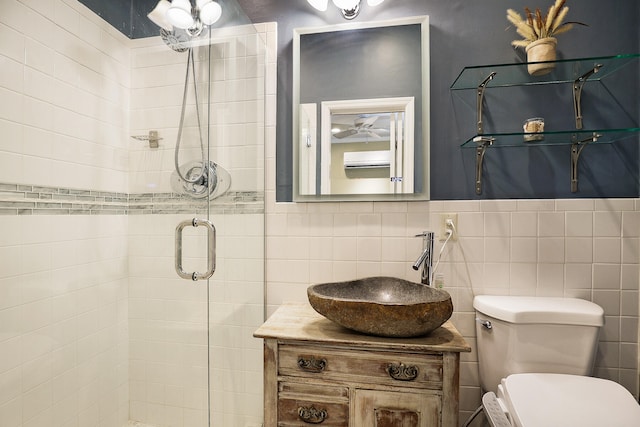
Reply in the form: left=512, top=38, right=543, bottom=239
left=254, top=302, right=471, bottom=427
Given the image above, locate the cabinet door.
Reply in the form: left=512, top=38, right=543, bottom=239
left=354, top=389, right=440, bottom=427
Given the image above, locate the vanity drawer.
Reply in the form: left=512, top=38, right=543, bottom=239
left=279, top=344, right=443, bottom=389
left=278, top=381, right=349, bottom=426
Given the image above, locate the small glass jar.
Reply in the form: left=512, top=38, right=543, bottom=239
left=523, top=117, right=545, bottom=142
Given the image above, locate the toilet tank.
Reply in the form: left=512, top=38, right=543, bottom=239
left=473, top=295, right=604, bottom=393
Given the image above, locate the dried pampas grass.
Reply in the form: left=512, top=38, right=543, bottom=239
left=507, top=0, right=587, bottom=48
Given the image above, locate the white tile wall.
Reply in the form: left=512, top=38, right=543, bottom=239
left=0, top=214, right=130, bottom=427
left=0, top=1, right=130, bottom=193
left=0, top=1, right=131, bottom=427
left=263, top=196, right=640, bottom=423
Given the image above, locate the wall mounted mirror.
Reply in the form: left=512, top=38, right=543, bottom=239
left=293, top=16, right=430, bottom=201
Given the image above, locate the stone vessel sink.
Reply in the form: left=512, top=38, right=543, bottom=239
left=307, top=276, right=453, bottom=338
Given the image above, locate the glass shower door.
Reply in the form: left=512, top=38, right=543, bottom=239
left=201, top=24, right=267, bottom=426
left=128, top=11, right=266, bottom=427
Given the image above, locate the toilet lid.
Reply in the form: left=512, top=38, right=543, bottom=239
left=502, top=373, right=640, bottom=427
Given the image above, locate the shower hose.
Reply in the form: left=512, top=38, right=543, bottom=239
left=174, top=47, right=208, bottom=185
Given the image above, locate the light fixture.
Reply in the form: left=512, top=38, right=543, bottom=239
left=167, top=0, right=194, bottom=29
left=197, top=0, right=222, bottom=25
left=307, top=0, right=384, bottom=20
left=147, top=0, right=173, bottom=31
left=307, top=0, right=329, bottom=12
left=148, top=0, right=222, bottom=35
left=332, top=0, right=360, bottom=19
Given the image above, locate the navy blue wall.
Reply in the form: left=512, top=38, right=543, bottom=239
left=238, top=0, right=639, bottom=201
left=78, top=0, right=156, bottom=38
left=81, top=0, right=640, bottom=201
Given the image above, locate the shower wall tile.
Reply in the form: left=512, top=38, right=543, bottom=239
left=0, top=86, right=24, bottom=124
left=129, top=24, right=268, bottom=198
left=0, top=0, right=130, bottom=194
left=0, top=119, right=22, bottom=156
left=0, top=152, right=23, bottom=184
left=0, top=55, right=23, bottom=93
left=0, top=22, right=25, bottom=63
left=128, top=212, right=265, bottom=427
left=0, top=216, right=130, bottom=426
left=126, top=22, right=270, bottom=427
left=0, top=1, right=133, bottom=426
left=25, top=38, right=55, bottom=75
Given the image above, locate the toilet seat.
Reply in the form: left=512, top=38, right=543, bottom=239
left=498, top=373, right=640, bottom=427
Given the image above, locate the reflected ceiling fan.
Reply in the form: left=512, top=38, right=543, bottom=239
left=332, top=114, right=390, bottom=139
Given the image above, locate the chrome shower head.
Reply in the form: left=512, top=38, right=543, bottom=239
left=160, top=28, right=189, bottom=52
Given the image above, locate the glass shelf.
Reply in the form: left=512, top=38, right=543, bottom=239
left=452, top=53, right=639, bottom=195
left=461, top=128, right=640, bottom=148
left=450, top=54, right=640, bottom=90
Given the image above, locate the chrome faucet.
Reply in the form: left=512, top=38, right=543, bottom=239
left=412, top=231, right=434, bottom=286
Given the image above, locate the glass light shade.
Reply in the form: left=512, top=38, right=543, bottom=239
left=197, top=0, right=222, bottom=25
left=307, top=0, right=329, bottom=11
left=167, top=0, right=194, bottom=29
left=147, top=0, right=173, bottom=31
left=367, top=0, right=385, bottom=5
left=332, top=0, right=359, bottom=10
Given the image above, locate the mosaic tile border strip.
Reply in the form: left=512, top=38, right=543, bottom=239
left=0, top=183, right=263, bottom=215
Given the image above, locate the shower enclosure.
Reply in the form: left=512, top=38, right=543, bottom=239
left=0, top=1, right=267, bottom=426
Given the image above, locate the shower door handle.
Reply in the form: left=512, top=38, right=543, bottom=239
left=175, top=218, right=216, bottom=281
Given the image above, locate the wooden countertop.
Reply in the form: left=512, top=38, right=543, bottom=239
left=254, top=302, right=471, bottom=353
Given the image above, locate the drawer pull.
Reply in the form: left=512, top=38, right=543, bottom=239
left=387, top=362, right=419, bottom=381
left=298, top=405, right=328, bottom=424
left=298, top=356, right=327, bottom=373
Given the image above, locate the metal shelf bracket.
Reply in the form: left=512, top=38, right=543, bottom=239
left=474, top=136, right=495, bottom=195
left=573, top=64, right=603, bottom=129
left=477, top=72, right=497, bottom=135
left=570, top=133, right=600, bottom=193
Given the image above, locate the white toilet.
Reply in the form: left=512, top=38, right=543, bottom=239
left=474, top=295, right=640, bottom=427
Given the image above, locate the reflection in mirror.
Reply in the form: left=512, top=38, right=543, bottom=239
left=299, top=103, right=318, bottom=195
left=317, top=97, right=414, bottom=195
left=293, top=16, right=430, bottom=201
